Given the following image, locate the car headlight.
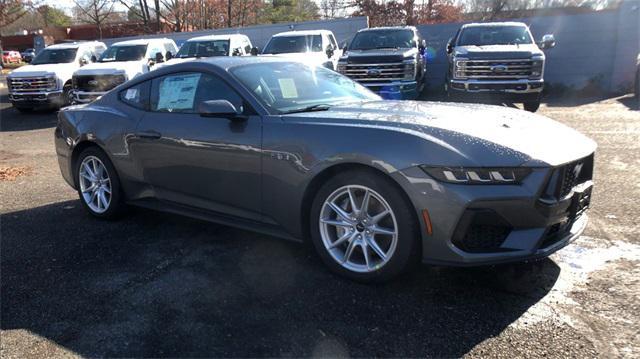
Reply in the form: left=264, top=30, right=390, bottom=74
left=530, top=55, right=544, bottom=79
left=421, top=166, right=532, bottom=184
left=402, top=58, right=416, bottom=80
left=453, top=58, right=468, bottom=79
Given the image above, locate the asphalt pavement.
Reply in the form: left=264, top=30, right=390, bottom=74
left=1, top=80, right=639, bottom=357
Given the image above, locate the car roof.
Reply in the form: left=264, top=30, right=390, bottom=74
left=462, top=21, right=528, bottom=28
left=186, top=34, right=247, bottom=42
left=45, top=42, right=98, bottom=50
left=358, top=26, right=417, bottom=32
left=112, top=38, right=173, bottom=46
left=272, top=30, right=333, bottom=37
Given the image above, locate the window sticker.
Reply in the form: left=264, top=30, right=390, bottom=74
left=157, top=73, right=201, bottom=111
left=124, top=88, right=139, bottom=101
left=277, top=78, right=298, bottom=99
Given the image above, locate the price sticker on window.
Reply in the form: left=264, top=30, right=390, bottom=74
left=278, top=78, right=298, bottom=99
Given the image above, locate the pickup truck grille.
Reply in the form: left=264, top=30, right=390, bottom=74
left=73, top=74, right=127, bottom=92
left=343, top=62, right=412, bottom=83
left=7, top=77, right=57, bottom=93
left=457, top=59, right=533, bottom=80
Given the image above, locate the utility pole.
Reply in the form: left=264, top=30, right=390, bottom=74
left=227, top=0, right=232, bottom=27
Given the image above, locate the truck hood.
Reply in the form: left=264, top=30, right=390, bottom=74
left=343, top=48, right=417, bottom=62
left=454, top=44, right=543, bottom=60
left=9, top=63, right=75, bottom=78
left=284, top=100, right=596, bottom=167
left=260, top=53, right=331, bottom=65
left=73, top=61, right=146, bottom=79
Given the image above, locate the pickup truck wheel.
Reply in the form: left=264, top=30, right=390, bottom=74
left=523, top=101, right=540, bottom=112
left=62, top=84, right=73, bottom=107
left=310, top=169, right=420, bottom=283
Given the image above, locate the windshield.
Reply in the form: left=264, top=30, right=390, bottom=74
left=31, top=48, right=78, bottom=65
left=176, top=40, right=230, bottom=58
left=349, top=29, right=415, bottom=50
left=99, top=45, right=147, bottom=62
left=458, top=26, right=533, bottom=46
left=262, top=35, right=323, bottom=54
left=231, top=62, right=379, bottom=113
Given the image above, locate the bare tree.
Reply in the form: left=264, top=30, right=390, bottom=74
left=0, top=0, right=31, bottom=31
left=72, top=0, right=117, bottom=38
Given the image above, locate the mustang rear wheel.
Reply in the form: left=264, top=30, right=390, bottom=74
left=75, top=147, right=124, bottom=219
left=310, top=170, right=419, bottom=282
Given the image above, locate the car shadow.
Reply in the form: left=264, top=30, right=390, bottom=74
left=616, top=94, right=639, bottom=111
left=0, top=93, right=59, bottom=132
left=1, top=200, right=561, bottom=357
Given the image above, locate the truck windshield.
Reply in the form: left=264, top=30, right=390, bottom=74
left=176, top=40, right=230, bottom=58
left=349, top=29, right=415, bottom=50
left=31, top=48, right=78, bottom=65
left=262, top=35, right=323, bottom=54
left=231, top=62, right=379, bottom=113
left=99, top=45, right=147, bottom=62
left=458, top=26, right=533, bottom=46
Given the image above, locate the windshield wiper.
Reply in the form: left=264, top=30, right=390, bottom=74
left=283, top=104, right=332, bottom=114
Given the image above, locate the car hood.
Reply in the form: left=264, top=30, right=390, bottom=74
left=454, top=44, right=543, bottom=60
left=284, top=100, right=596, bottom=167
left=344, top=48, right=416, bottom=58
left=74, top=61, right=146, bottom=78
left=9, top=63, right=75, bottom=77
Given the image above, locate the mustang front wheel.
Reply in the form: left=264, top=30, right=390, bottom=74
left=310, top=170, right=419, bottom=282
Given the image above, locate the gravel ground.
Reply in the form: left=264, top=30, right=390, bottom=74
left=1, top=80, right=639, bottom=357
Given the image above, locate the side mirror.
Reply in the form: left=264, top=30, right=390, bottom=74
left=325, top=45, right=334, bottom=59
left=539, top=34, right=556, bottom=49
left=165, top=51, right=173, bottom=60
left=155, top=52, right=164, bottom=63
left=198, top=100, right=243, bottom=120
left=232, top=48, right=241, bottom=56
left=419, top=39, right=426, bottom=55
left=446, top=38, right=453, bottom=54
left=90, top=55, right=97, bottom=63
left=79, top=57, right=88, bottom=66
left=340, top=41, right=348, bottom=51
left=250, top=47, right=259, bottom=56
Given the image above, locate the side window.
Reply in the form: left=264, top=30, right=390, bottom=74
left=243, top=39, right=252, bottom=54
left=163, top=41, right=176, bottom=55
left=148, top=44, right=163, bottom=59
left=311, top=35, right=323, bottom=52
left=119, top=80, right=151, bottom=110
left=150, top=72, right=244, bottom=114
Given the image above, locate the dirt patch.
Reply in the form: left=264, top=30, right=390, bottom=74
left=0, top=166, right=31, bottom=181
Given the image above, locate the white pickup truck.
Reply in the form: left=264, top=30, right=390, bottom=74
left=155, top=34, right=254, bottom=70
left=72, top=38, right=178, bottom=103
left=261, top=30, right=342, bottom=70
left=6, top=41, right=106, bottom=111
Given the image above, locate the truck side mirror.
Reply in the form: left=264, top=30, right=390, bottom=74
left=250, top=47, right=259, bottom=56
left=446, top=37, right=453, bottom=54
left=340, top=41, right=348, bottom=52
left=232, top=48, right=241, bottom=56
left=90, top=55, right=97, bottom=63
left=539, top=34, right=556, bottom=49
left=165, top=51, right=173, bottom=60
left=79, top=57, right=89, bottom=66
left=155, top=52, right=165, bottom=63
left=419, top=40, right=427, bottom=55
left=325, top=45, right=334, bottom=59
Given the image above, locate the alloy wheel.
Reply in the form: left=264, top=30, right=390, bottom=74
left=78, top=155, right=112, bottom=213
left=319, top=185, right=398, bottom=273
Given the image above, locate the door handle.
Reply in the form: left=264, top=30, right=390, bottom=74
left=136, top=130, right=161, bottom=139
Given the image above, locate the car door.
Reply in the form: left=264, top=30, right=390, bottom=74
left=131, top=71, right=263, bottom=221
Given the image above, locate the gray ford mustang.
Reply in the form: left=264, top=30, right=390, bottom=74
left=55, top=57, right=596, bottom=282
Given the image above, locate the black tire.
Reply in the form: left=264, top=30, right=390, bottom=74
left=309, top=169, right=420, bottom=283
left=523, top=101, right=540, bottom=112
left=74, top=146, right=125, bottom=219
left=61, top=83, right=73, bottom=108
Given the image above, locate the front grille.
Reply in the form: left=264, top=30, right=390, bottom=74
left=73, top=74, right=127, bottom=92
left=342, top=62, right=413, bottom=83
left=539, top=219, right=571, bottom=248
left=8, top=77, right=56, bottom=93
left=541, top=154, right=594, bottom=201
left=456, top=59, right=533, bottom=80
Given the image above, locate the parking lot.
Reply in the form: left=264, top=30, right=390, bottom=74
left=1, top=74, right=639, bottom=358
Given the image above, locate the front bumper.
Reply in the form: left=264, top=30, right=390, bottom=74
left=449, top=79, right=543, bottom=102
left=73, top=90, right=105, bottom=103
left=9, top=90, right=64, bottom=107
left=394, top=156, right=594, bottom=266
left=364, top=81, right=419, bottom=100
